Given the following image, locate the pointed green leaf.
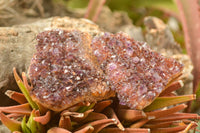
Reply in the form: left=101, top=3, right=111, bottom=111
left=21, top=116, right=31, bottom=133
left=77, top=102, right=95, bottom=113
left=77, top=106, right=88, bottom=113
left=13, top=68, right=39, bottom=110
left=27, top=110, right=38, bottom=133
left=144, top=95, right=196, bottom=111
left=27, top=110, right=45, bottom=133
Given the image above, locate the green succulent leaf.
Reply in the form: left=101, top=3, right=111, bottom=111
left=0, top=112, right=21, bottom=132
left=27, top=111, right=38, bottom=133
left=77, top=102, right=95, bottom=113
left=13, top=68, right=39, bottom=110
left=21, top=116, right=31, bottom=133
left=144, top=95, right=196, bottom=111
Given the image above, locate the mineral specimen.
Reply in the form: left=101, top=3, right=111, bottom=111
left=91, top=32, right=183, bottom=109
left=29, top=29, right=183, bottom=111
left=29, top=29, right=115, bottom=111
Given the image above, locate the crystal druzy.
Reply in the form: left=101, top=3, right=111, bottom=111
left=29, top=29, right=183, bottom=111
left=91, top=32, right=183, bottom=109
left=29, top=30, right=114, bottom=111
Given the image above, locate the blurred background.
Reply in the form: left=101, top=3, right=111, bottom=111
left=1, top=0, right=200, bottom=132
left=0, top=0, right=200, bottom=114
left=0, top=0, right=185, bottom=47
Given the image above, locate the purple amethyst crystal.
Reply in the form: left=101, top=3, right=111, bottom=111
left=28, top=29, right=114, bottom=111
left=91, top=32, right=183, bottom=109
left=29, top=29, right=183, bottom=111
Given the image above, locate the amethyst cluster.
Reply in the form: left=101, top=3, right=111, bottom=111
left=91, top=32, right=183, bottom=109
left=29, top=30, right=114, bottom=111
left=29, top=29, right=183, bottom=111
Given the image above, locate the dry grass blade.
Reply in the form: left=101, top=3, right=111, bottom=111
left=146, top=104, right=187, bottom=119
left=117, top=109, right=146, bottom=122
left=5, top=90, right=27, bottom=104
left=0, top=0, right=17, bottom=19
left=90, top=118, right=117, bottom=133
left=0, top=112, right=21, bottom=132
left=103, top=107, right=125, bottom=131
left=99, top=127, right=150, bottom=133
left=68, top=102, right=88, bottom=112
left=143, top=121, right=174, bottom=129
left=81, top=112, right=108, bottom=124
left=74, top=125, right=94, bottom=133
left=59, top=116, right=72, bottom=131
left=160, top=80, right=183, bottom=96
left=71, top=109, right=93, bottom=122
left=6, top=113, right=24, bottom=119
left=62, top=110, right=84, bottom=118
left=47, top=127, right=71, bottom=133
left=130, top=119, right=149, bottom=128
left=94, top=100, right=113, bottom=113
left=179, top=121, right=198, bottom=133
left=77, top=119, right=117, bottom=133
left=151, top=125, right=187, bottom=133
left=22, top=72, right=32, bottom=91
left=0, top=103, right=31, bottom=115
left=34, top=111, right=51, bottom=125
left=162, top=93, right=176, bottom=97
left=150, top=113, right=200, bottom=123
left=13, top=68, right=23, bottom=82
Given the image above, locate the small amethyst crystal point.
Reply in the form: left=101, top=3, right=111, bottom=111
left=91, top=32, right=183, bottom=109
left=28, top=29, right=114, bottom=111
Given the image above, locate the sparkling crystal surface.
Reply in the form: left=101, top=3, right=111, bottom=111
left=91, top=32, right=183, bottom=109
left=29, top=29, right=183, bottom=111
left=29, top=29, right=114, bottom=111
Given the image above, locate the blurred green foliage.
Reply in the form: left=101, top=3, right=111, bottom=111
left=67, top=0, right=88, bottom=8
left=66, top=0, right=177, bottom=24
left=60, top=0, right=185, bottom=48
